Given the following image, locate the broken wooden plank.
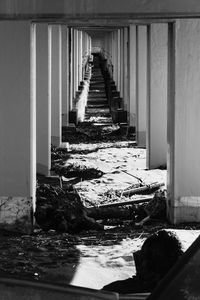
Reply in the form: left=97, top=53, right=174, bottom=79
left=87, top=197, right=153, bottom=210
left=122, top=182, right=165, bottom=196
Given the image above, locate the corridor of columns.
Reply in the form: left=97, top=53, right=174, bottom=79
left=0, top=19, right=193, bottom=234
left=2, top=1, right=200, bottom=297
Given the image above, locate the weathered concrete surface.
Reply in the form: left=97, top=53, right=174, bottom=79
left=0, top=197, right=33, bottom=233
left=50, top=24, right=62, bottom=147
left=36, top=23, right=51, bottom=176
left=0, top=21, right=36, bottom=202
left=137, top=25, right=147, bottom=148
left=168, top=20, right=200, bottom=224
left=146, top=23, right=167, bottom=170
left=1, top=0, right=200, bottom=18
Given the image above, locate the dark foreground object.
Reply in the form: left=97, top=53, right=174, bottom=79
left=102, top=230, right=183, bottom=294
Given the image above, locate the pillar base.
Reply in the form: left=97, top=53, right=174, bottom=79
left=0, top=196, right=33, bottom=233
left=62, top=113, right=68, bottom=127
left=69, top=110, right=77, bottom=125
left=37, top=163, right=51, bottom=177
left=172, top=197, right=200, bottom=224
left=137, top=131, right=146, bottom=148
left=59, top=142, right=70, bottom=151
left=51, top=136, right=61, bottom=147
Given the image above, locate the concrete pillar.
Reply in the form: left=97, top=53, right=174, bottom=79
left=69, top=28, right=74, bottom=110
left=50, top=24, right=62, bottom=147
left=78, top=31, right=83, bottom=83
left=136, top=25, right=147, bottom=148
left=168, top=20, right=200, bottom=224
left=73, top=29, right=79, bottom=96
left=128, top=24, right=137, bottom=126
left=117, top=29, right=121, bottom=92
left=0, top=21, right=36, bottom=233
left=123, top=27, right=129, bottom=111
left=61, top=25, right=69, bottom=127
left=120, top=29, right=124, bottom=98
left=36, top=24, right=51, bottom=176
left=146, top=24, right=168, bottom=169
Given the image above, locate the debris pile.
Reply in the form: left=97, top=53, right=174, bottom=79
left=87, top=189, right=167, bottom=226
left=52, top=163, right=104, bottom=180
left=35, top=184, right=103, bottom=233
left=51, top=145, right=70, bottom=163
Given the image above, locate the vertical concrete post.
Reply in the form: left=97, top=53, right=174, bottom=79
left=146, top=24, right=168, bottom=169
left=136, top=25, right=147, bottom=148
left=119, top=29, right=124, bottom=97
left=69, top=28, right=74, bottom=110
left=36, top=24, right=51, bottom=176
left=78, top=31, right=83, bottom=83
left=74, top=29, right=79, bottom=96
left=123, top=27, right=129, bottom=111
left=61, top=25, right=69, bottom=127
left=117, top=29, right=121, bottom=92
left=128, top=24, right=137, bottom=126
left=50, top=24, right=62, bottom=147
left=0, top=21, right=36, bottom=233
left=168, top=20, right=200, bottom=224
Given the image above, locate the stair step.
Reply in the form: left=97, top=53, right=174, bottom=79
left=87, top=99, right=108, bottom=104
left=87, top=104, right=109, bottom=108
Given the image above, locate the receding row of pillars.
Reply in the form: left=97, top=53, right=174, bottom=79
left=88, top=21, right=200, bottom=224
left=0, top=21, right=91, bottom=232
left=0, top=19, right=200, bottom=232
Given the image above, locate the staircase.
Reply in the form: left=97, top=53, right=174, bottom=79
left=84, top=55, right=113, bottom=126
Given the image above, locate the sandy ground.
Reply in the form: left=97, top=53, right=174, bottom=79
left=63, top=142, right=166, bottom=206
left=70, top=229, right=200, bottom=289
left=59, top=141, right=200, bottom=290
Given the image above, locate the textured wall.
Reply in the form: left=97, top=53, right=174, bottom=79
left=1, top=0, right=200, bottom=18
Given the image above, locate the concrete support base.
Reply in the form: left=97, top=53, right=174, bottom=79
left=0, top=197, right=33, bottom=233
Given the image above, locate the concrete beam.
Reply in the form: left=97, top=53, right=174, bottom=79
left=146, top=23, right=168, bottom=169
left=1, top=0, right=200, bottom=18
left=0, top=21, right=35, bottom=233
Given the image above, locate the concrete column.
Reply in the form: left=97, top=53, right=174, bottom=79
left=128, top=24, right=137, bottom=126
left=61, top=25, right=69, bottom=127
left=73, top=29, right=79, bottom=97
left=136, top=25, right=147, bottom=148
left=69, top=28, right=74, bottom=110
left=117, top=29, right=121, bottom=92
left=50, top=24, right=62, bottom=147
left=78, top=31, right=83, bottom=83
left=168, top=20, right=200, bottom=224
left=146, top=24, right=168, bottom=169
left=36, top=24, right=51, bottom=176
left=113, top=31, right=117, bottom=83
left=0, top=21, right=36, bottom=233
left=123, top=28, right=129, bottom=111
left=120, top=29, right=124, bottom=98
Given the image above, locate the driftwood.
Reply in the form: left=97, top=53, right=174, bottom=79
left=122, top=182, right=165, bottom=196
left=87, top=189, right=166, bottom=222
left=87, top=197, right=153, bottom=212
